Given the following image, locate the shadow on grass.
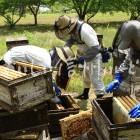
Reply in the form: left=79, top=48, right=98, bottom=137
left=0, top=20, right=125, bottom=36
left=91, top=20, right=126, bottom=28
left=0, top=24, right=53, bottom=36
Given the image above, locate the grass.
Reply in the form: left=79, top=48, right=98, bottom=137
left=0, top=12, right=129, bottom=93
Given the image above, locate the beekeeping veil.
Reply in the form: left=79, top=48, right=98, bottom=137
left=54, top=15, right=77, bottom=41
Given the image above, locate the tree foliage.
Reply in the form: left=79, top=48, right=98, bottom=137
left=0, top=0, right=25, bottom=28
left=100, top=0, right=140, bottom=20
left=72, top=0, right=102, bottom=22
left=58, top=0, right=102, bottom=22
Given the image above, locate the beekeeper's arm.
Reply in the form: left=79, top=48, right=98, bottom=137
left=106, top=50, right=131, bottom=93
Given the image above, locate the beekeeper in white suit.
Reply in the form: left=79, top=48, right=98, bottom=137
left=1, top=44, right=51, bottom=68
left=0, top=43, right=62, bottom=98
left=54, top=15, right=110, bottom=99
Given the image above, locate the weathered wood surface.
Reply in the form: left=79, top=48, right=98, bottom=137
left=47, top=95, right=80, bottom=138
left=0, top=66, right=53, bottom=112
left=15, top=61, right=47, bottom=71
left=0, top=66, right=26, bottom=81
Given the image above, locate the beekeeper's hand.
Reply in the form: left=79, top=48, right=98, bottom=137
left=53, top=82, right=61, bottom=96
left=100, top=48, right=111, bottom=63
left=129, top=103, right=140, bottom=118
left=105, top=72, right=123, bottom=93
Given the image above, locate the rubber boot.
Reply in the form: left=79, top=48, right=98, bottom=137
left=75, top=88, right=90, bottom=100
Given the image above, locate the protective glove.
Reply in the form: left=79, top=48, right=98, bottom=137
left=105, top=72, right=123, bottom=93
left=76, top=57, right=84, bottom=65
left=100, top=48, right=111, bottom=63
left=53, top=82, right=61, bottom=96
left=129, top=103, right=140, bottom=118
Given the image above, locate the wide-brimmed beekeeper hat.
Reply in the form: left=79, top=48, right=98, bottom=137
left=55, top=46, right=75, bottom=63
left=54, top=15, right=77, bottom=39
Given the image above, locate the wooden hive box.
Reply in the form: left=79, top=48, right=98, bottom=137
left=92, top=96, right=140, bottom=140
left=0, top=65, right=53, bottom=112
left=6, top=37, right=29, bottom=50
left=46, top=94, right=80, bottom=138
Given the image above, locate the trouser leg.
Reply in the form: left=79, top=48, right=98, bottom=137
left=75, top=62, right=90, bottom=99
left=89, top=54, right=105, bottom=96
left=83, top=62, right=91, bottom=88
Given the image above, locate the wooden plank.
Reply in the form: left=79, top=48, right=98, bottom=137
left=0, top=66, right=26, bottom=76
left=117, top=97, right=130, bottom=111
left=113, top=97, right=132, bottom=123
left=125, top=96, right=136, bottom=107
left=121, top=96, right=133, bottom=109
left=15, top=61, right=47, bottom=71
left=0, top=66, right=26, bottom=80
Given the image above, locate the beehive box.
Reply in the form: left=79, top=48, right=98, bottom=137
left=92, top=96, right=140, bottom=140
left=0, top=101, right=49, bottom=138
left=47, top=95, right=80, bottom=138
left=0, top=66, right=53, bottom=112
left=6, top=37, right=29, bottom=50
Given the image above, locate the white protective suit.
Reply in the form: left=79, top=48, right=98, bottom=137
left=66, top=21, right=105, bottom=96
left=3, top=45, right=51, bottom=68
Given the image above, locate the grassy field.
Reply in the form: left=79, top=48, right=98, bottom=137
left=0, top=12, right=129, bottom=93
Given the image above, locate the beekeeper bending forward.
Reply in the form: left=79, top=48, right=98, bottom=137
left=54, top=15, right=110, bottom=98
left=106, top=20, right=140, bottom=101
left=1, top=44, right=51, bottom=68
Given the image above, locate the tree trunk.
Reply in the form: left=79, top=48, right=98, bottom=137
left=34, top=14, right=38, bottom=25
left=79, top=14, right=85, bottom=20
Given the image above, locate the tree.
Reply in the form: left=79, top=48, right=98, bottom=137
left=126, top=0, right=140, bottom=20
left=0, top=0, right=25, bottom=28
left=27, top=0, right=56, bottom=25
left=72, top=0, right=102, bottom=22
left=57, top=0, right=102, bottom=22
left=100, top=0, right=140, bottom=20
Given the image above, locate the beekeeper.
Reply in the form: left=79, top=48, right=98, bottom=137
left=0, top=44, right=62, bottom=97
left=0, top=44, right=51, bottom=68
left=54, top=15, right=110, bottom=99
left=106, top=20, right=140, bottom=101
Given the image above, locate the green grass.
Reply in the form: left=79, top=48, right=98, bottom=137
left=0, top=12, right=129, bottom=93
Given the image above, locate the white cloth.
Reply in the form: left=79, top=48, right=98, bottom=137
left=76, top=23, right=105, bottom=95
left=3, top=45, right=51, bottom=68
left=81, top=23, right=99, bottom=47
left=82, top=54, right=105, bottom=95
left=76, top=23, right=100, bottom=62
left=65, top=21, right=105, bottom=95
